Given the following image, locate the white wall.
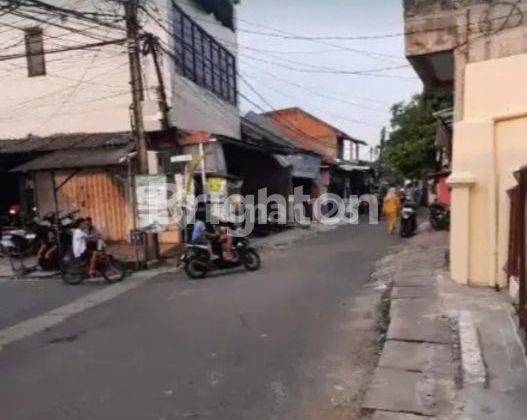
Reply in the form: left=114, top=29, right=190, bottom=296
left=0, top=0, right=131, bottom=138
left=146, top=0, right=240, bottom=138
left=0, top=0, right=240, bottom=140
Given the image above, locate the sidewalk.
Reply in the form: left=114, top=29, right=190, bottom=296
left=251, top=222, right=338, bottom=250
left=363, top=228, right=527, bottom=419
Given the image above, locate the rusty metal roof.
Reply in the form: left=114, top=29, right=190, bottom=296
left=11, top=146, right=133, bottom=172
left=0, top=132, right=132, bottom=154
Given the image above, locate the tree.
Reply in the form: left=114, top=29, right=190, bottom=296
left=380, top=92, right=452, bottom=181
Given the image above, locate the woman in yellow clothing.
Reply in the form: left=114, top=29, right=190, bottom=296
left=383, top=187, right=401, bottom=235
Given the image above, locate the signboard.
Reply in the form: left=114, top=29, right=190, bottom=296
left=170, top=154, right=193, bottom=163
left=207, top=177, right=227, bottom=195
left=135, top=175, right=170, bottom=230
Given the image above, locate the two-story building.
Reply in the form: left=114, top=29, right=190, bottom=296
left=1, top=0, right=240, bottom=241
left=262, top=107, right=372, bottom=202
left=404, top=0, right=527, bottom=292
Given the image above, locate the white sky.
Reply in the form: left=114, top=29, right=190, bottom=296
left=236, top=0, right=423, bottom=159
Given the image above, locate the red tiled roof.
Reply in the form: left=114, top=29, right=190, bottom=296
left=177, top=130, right=214, bottom=146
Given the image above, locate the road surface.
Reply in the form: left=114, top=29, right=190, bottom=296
left=0, top=222, right=398, bottom=419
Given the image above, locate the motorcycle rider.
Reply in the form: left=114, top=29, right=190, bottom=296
left=86, top=217, right=104, bottom=276
left=191, top=207, right=234, bottom=261
left=72, top=218, right=100, bottom=276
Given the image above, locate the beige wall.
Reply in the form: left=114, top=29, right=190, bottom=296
left=450, top=53, right=527, bottom=286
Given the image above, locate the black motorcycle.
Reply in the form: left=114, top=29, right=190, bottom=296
left=400, top=201, right=417, bottom=238
left=37, top=210, right=79, bottom=271
left=429, top=202, right=450, bottom=231
left=181, top=236, right=261, bottom=279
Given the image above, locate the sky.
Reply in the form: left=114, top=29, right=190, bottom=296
left=236, top=0, right=423, bottom=159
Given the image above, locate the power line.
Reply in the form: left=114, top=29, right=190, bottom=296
left=1, top=0, right=123, bottom=27
left=155, top=38, right=343, bottom=152
left=0, top=59, right=129, bottom=115
left=239, top=59, right=389, bottom=113
left=239, top=69, right=388, bottom=124
left=240, top=53, right=414, bottom=80
left=142, top=6, right=413, bottom=80
left=31, top=24, right=113, bottom=132
left=154, top=1, right=405, bottom=64
left=0, top=37, right=127, bottom=62
left=238, top=75, right=350, bottom=154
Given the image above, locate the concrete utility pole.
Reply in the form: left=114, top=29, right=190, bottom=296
left=125, top=0, right=148, bottom=174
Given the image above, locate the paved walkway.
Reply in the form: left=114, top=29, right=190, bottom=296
left=363, top=229, right=527, bottom=419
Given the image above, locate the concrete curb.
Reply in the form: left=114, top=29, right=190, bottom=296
left=457, top=311, right=487, bottom=386
left=0, top=267, right=175, bottom=353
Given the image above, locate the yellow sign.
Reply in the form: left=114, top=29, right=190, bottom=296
left=208, top=177, right=227, bottom=195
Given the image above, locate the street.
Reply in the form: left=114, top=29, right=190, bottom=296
left=0, top=223, right=397, bottom=420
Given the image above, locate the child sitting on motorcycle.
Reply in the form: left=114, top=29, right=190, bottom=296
left=72, top=218, right=102, bottom=277
left=191, top=210, right=234, bottom=261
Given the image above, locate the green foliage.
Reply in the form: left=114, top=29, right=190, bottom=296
left=379, top=92, right=452, bottom=181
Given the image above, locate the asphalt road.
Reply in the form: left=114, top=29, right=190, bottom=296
left=0, top=222, right=398, bottom=420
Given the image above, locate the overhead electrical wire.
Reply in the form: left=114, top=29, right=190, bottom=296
left=0, top=37, right=127, bottom=62
left=239, top=59, right=390, bottom=113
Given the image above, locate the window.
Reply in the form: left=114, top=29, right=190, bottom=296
left=172, top=8, right=183, bottom=72
left=172, top=3, right=237, bottom=106
left=25, top=27, right=46, bottom=77
left=343, top=140, right=353, bottom=161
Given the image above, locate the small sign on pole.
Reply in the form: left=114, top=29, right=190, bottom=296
left=170, top=154, right=193, bottom=163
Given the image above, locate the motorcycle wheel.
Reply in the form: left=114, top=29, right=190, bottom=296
left=242, top=249, right=261, bottom=271
left=400, top=221, right=410, bottom=238
left=8, top=255, right=27, bottom=277
left=101, top=260, right=125, bottom=283
left=62, top=261, right=85, bottom=285
left=430, top=216, right=442, bottom=231
left=184, top=258, right=207, bottom=279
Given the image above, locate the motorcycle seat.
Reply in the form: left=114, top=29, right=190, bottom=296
left=186, top=243, right=209, bottom=250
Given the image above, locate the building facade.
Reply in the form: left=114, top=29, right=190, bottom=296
left=0, top=0, right=240, bottom=140
left=0, top=0, right=240, bottom=241
left=404, top=0, right=527, bottom=288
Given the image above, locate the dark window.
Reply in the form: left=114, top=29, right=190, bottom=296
left=219, top=49, right=228, bottom=98
left=227, top=55, right=236, bottom=104
left=172, top=3, right=237, bottom=105
left=25, top=27, right=46, bottom=77
left=193, top=26, right=204, bottom=85
left=182, top=16, right=194, bottom=79
left=172, top=7, right=183, bottom=72
left=203, top=37, right=212, bottom=89
left=211, top=43, right=221, bottom=95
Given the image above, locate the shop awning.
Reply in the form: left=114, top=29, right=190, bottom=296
left=11, top=146, right=133, bottom=172
left=336, top=162, right=372, bottom=172
left=274, top=153, right=322, bottom=180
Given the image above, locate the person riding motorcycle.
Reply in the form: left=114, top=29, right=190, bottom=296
left=191, top=211, right=234, bottom=261
left=72, top=218, right=102, bottom=277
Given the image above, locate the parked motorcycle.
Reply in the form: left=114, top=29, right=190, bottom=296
left=429, top=202, right=450, bottom=231
left=37, top=210, right=79, bottom=271
left=181, top=236, right=261, bottom=279
left=1, top=224, right=40, bottom=258
left=400, top=201, right=417, bottom=238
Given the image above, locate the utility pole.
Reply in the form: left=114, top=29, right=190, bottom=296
left=125, top=0, right=148, bottom=174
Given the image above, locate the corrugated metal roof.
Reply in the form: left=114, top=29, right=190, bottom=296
left=242, top=112, right=299, bottom=151
left=264, top=108, right=368, bottom=146
left=11, top=146, right=132, bottom=172
left=0, top=132, right=132, bottom=154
